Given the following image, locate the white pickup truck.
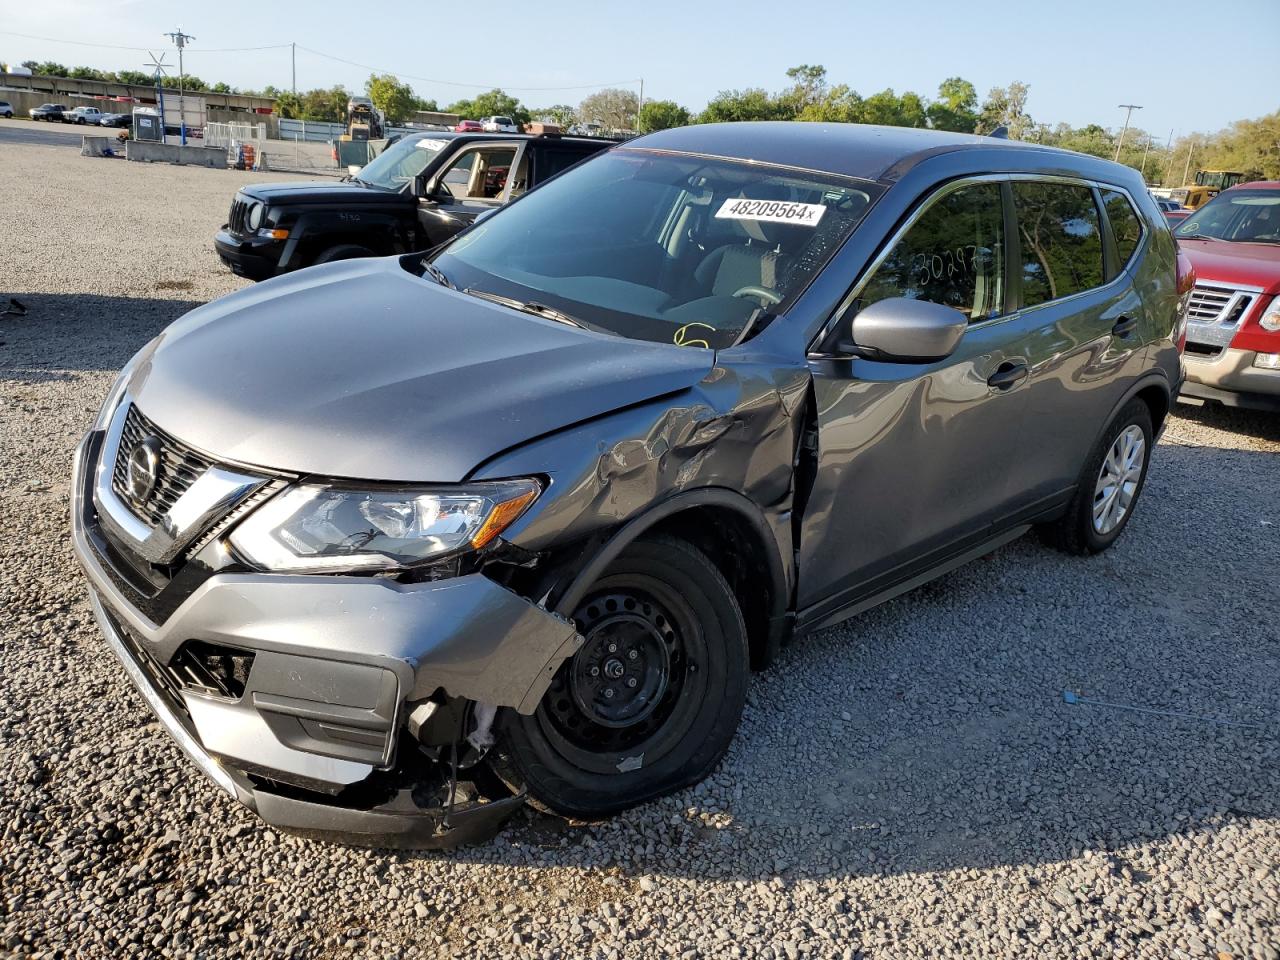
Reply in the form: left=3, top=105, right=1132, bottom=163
left=65, top=106, right=103, bottom=125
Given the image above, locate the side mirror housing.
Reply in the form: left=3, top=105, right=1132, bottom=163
left=413, top=173, right=429, bottom=198
left=839, top=297, right=967, bottom=363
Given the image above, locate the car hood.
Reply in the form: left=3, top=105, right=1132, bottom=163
left=124, top=257, right=714, bottom=482
left=1179, top=238, right=1280, bottom=295
left=240, top=180, right=410, bottom=206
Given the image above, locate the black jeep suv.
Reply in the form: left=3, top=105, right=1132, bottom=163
left=215, top=131, right=612, bottom=280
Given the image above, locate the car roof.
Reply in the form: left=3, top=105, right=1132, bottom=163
left=1228, top=181, right=1280, bottom=191
left=404, top=130, right=610, bottom=147
left=626, top=121, right=1119, bottom=183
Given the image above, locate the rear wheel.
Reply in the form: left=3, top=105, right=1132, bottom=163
left=1040, top=399, right=1153, bottom=554
left=489, top=535, right=749, bottom=819
left=312, top=244, right=375, bottom=266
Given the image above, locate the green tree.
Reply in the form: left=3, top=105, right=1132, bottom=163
left=578, top=88, right=639, bottom=131
left=301, top=86, right=350, bottom=123
left=860, top=88, right=928, bottom=128
left=779, top=64, right=828, bottom=115
left=448, top=89, right=529, bottom=125
left=1202, top=109, right=1280, bottom=180
left=977, top=82, right=1032, bottom=139
left=116, top=69, right=153, bottom=86
left=411, top=95, right=439, bottom=113
left=638, top=99, right=691, bottom=132
left=927, top=77, right=979, bottom=132
left=531, top=103, right=577, bottom=128
left=797, top=84, right=862, bottom=123
left=29, top=61, right=68, bottom=77
left=211, top=81, right=232, bottom=94
left=699, top=88, right=792, bottom=124
left=366, top=73, right=415, bottom=124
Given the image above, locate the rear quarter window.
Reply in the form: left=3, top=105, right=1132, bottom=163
left=1101, top=190, right=1144, bottom=268
left=1012, top=181, right=1105, bottom=307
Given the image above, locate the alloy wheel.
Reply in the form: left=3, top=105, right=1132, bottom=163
left=1092, top=425, right=1145, bottom=535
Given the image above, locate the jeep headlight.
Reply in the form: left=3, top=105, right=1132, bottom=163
left=245, top=202, right=265, bottom=232
left=228, top=479, right=540, bottom=573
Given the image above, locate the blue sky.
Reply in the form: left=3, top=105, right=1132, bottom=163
left=5, top=0, right=1277, bottom=138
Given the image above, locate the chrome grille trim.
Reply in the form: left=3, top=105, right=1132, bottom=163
left=185, top=477, right=288, bottom=557
left=1185, top=281, right=1264, bottom=351
left=111, top=404, right=214, bottom=527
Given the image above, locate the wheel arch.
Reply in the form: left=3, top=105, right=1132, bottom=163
left=1088, top=371, right=1173, bottom=456
left=549, top=488, right=789, bottom=670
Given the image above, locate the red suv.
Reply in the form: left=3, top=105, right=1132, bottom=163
left=1174, top=181, right=1280, bottom=411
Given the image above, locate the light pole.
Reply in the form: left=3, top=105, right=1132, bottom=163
left=164, top=28, right=195, bottom=145
left=1114, top=103, right=1142, bottom=161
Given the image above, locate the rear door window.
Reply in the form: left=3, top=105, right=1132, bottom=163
left=1012, top=182, right=1105, bottom=307
left=1101, top=189, right=1144, bottom=268
left=858, top=182, right=1006, bottom=323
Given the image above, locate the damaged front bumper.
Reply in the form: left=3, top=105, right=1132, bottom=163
left=71, top=431, right=581, bottom=847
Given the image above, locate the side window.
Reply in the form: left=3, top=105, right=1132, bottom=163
left=434, top=146, right=517, bottom=200
left=1012, top=182, right=1104, bottom=306
left=1101, top=189, right=1144, bottom=268
left=858, top=182, right=1005, bottom=322
left=535, top=147, right=593, bottom=183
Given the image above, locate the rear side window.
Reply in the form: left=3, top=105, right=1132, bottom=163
left=1102, top=189, right=1144, bottom=267
left=535, top=147, right=594, bottom=182
left=1012, top=182, right=1104, bottom=307
left=858, top=182, right=1006, bottom=323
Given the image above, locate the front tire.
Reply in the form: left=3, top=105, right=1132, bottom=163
left=490, top=535, right=749, bottom=819
left=1040, top=399, right=1153, bottom=554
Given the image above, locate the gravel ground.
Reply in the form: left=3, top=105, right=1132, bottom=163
left=2, top=143, right=1278, bottom=960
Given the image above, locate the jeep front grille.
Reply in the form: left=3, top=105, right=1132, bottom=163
left=111, top=404, right=214, bottom=527
left=228, top=196, right=249, bottom=235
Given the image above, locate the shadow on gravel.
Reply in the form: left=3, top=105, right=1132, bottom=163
left=0, top=293, right=202, bottom=380
left=1171, top=398, right=1280, bottom=442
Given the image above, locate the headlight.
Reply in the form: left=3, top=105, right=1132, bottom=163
left=228, top=479, right=540, bottom=573
left=245, top=202, right=265, bottom=231
left=1259, top=296, right=1280, bottom=333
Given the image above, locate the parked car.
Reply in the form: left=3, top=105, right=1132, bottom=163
left=1165, top=209, right=1192, bottom=227
left=215, top=131, right=612, bottom=280
left=28, top=103, right=67, bottom=121
left=75, top=123, right=1185, bottom=847
left=1174, top=181, right=1280, bottom=411
left=97, top=112, right=131, bottom=128
left=481, top=115, right=519, bottom=133
left=65, top=106, right=103, bottom=125
left=454, top=119, right=483, bottom=132
left=0, top=100, right=13, bottom=119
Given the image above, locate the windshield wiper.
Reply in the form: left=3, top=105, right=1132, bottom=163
left=421, top=261, right=454, bottom=289
left=463, top=288, right=590, bottom=330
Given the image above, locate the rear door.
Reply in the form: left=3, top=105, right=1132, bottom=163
left=798, top=178, right=1031, bottom=619
left=996, top=178, right=1149, bottom=511
left=417, top=140, right=527, bottom=246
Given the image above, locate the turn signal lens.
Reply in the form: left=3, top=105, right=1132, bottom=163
left=1259, top=297, right=1280, bottom=333
left=1253, top=352, right=1280, bottom=370
left=470, top=486, right=539, bottom=549
left=258, top=228, right=289, bottom=240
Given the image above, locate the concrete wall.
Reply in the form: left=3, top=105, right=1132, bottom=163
left=0, top=71, right=274, bottom=113
left=4, top=88, right=279, bottom=137
left=125, top=140, right=226, bottom=168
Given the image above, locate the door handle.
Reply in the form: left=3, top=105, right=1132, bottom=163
left=987, top=362, right=1028, bottom=391
left=1111, top=315, right=1138, bottom=337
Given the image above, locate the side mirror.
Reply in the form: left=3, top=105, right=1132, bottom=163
left=413, top=173, right=429, bottom=198
left=839, top=297, right=967, bottom=363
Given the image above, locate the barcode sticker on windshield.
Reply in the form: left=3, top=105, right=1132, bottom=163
left=715, top=198, right=826, bottom=226
left=416, top=139, right=448, bottom=151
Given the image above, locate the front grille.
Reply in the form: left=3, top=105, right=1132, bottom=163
left=227, top=196, right=248, bottom=235
left=1187, top=284, right=1254, bottom=325
left=111, top=404, right=214, bottom=527
left=169, top=642, right=255, bottom=701
left=1184, top=341, right=1224, bottom=361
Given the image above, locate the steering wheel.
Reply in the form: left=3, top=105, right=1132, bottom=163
left=732, top=285, right=783, bottom=306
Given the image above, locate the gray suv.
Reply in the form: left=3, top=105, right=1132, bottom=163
left=72, top=123, right=1188, bottom=847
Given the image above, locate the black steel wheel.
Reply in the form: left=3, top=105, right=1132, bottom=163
left=490, top=535, right=748, bottom=818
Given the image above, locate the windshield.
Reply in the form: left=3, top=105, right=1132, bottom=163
left=355, top=134, right=450, bottom=190
left=431, top=149, right=879, bottom=348
left=1175, top=190, right=1280, bottom=244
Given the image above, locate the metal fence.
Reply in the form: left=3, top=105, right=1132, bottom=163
left=204, top=121, right=268, bottom=148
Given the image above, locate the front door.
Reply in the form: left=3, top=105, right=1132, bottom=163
left=417, top=141, right=526, bottom=247
left=797, top=179, right=1031, bottom=620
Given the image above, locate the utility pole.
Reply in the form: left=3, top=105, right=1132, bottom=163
left=1140, top=136, right=1151, bottom=180
left=1182, top=139, right=1196, bottom=187
left=637, top=78, right=644, bottom=132
left=164, top=28, right=195, bottom=145
left=1162, top=129, right=1174, bottom=185
left=291, top=42, right=296, bottom=98
left=1114, top=103, right=1142, bottom=161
